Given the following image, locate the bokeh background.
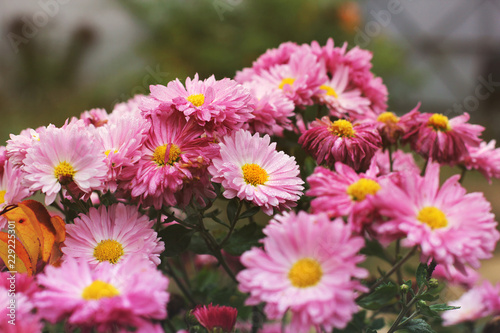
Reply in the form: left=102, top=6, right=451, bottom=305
left=1, top=0, right=500, bottom=289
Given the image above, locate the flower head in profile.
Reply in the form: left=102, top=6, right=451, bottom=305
left=23, top=123, right=107, bottom=205
left=6, top=127, right=45, bottom=168
left=299, top=116, right=381, bottom=171
left=34, top=256, right=169, bottom=332
left=192, top=303, right=238, bottom=333
left=460, top=140, right=500, bottom=183
left=143, top=74, right=254, bottom=136
left=237, top=211, right=367, bottom=332
left=63, top=203, right=164, bottom=266
left=209, top=129, right=304, bottom=215
left=372, top=162, right=499, bottom=273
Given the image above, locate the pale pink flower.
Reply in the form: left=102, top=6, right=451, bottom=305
left=208, top=129, right=304, bottom=215
left=79, top=108, right=109, bottom=127
left=237, top=211, right=367, bottom=332
left=63, top=203, right=164, bottom=266
left=35, top=256, right=169, bottom=332
left=0, top=160, right=31, bottom=228
left=6, top=127, right=46, bottom=168
left=374, top=149, right=420, bottom=176
left=460, top=140, right=500, bottom=183
left=432, top=264, right=479, bottom=289
left=109, top=95, right=145, bottom=122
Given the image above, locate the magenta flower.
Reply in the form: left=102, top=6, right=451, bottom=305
left=35, top=256, right=169, bottom=332
left=63, top=203, right=164, bottom=266
left=208, top=129, right=304, bottom=215
left=299, top=116, right=381, bottom=171
left=237, top=211, right=367, bottom=332
left=192, top=303, right=238, bottom=333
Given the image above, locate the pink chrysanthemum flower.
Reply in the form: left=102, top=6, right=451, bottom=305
left=0, top=160, right=31, bottom=228
left=242, top=81, right=295, bottom=135
left=95, top=113, right=150, bottom=192
left=374, top=149, right=420, bottom=176
left=460, top=140, right=500, bottom=183
left=22, top=124, right=107, bottom=205
left=307, top=161, right=383, bottom=232
left=79, top=108, right=109, bottom=127
left=299, top=116, right=381, bottom=171
left=108, top=95, right=145, bottom=122
left=192, top=303, right=238, bottom=333
left=372, top=162, right=500, bottom=274
left=63, top=204, right=164, bottom=266
left=432, top=264, right=479, bottom=289
left=237, top=211, right=367, bottom=332
left=403, top=112, right=483, bottom=165
left=316, top=65, right=371, bottom=118
left=6, top=127, right=46, bottom=168
left=34, top=256, right=169, bottom=332
left=442, top=281, right=500, bottom=326
left=122, top=113, right=218, bottom=209
left=143, top=74, right=254, bottom=136
left=208, top=129, right=304, bottom=215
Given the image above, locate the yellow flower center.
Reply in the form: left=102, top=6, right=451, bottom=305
left=377, top=112, right=400, bottom=124
left=427, top=114, right=450, bottom=132
left=279, top=78, right=295, bottom=89
left=93, top=239, right=124, bottom=264
left=187, top=94, right=205, bottom=107
left=152, top=144, right=181, bottom=166
left=417, top=206, right=448, bottom=229
left=320, top=84, right=339, bottom=98
left=104, top=149, right=118, bottom=157
left=288, top=258, right=323, bottom=288
left=0, top=190, right=6, bottom=204
left=54, top=161, right=76, bottom=185
left=346, top=178, right=381, bottom=201
left=242, top=163, right=268, bottom=186
left=82, top=280, right=120, bottom=300
left=329, top=119, right=356, bottom=138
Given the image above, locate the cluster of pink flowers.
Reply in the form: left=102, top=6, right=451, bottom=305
left=1, top=38, right=500, bottom=332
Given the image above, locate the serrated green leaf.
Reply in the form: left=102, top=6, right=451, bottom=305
left=429, top=304, right=460, bottom=312
left=358, top=282, right=399, bottom=310
left=239, top=206, right=260, bottom=220
left=223, top=223, right=263, bottom=256
left=398, top=318, right=435, bottom=333
left=159, top=224, right=193, bottom=257
left=226, top=198, right=239, bottom=223
left=417, top=302, right=440, bottom=318
left=416, top=263, right=428, bottom=288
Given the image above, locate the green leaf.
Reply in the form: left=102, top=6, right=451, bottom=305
left=370, top=318, right=385, bottom=330
left=223, top=223, right=263, bottom=256
left=366, top=329, right=377, bottom=333
left=159, top=224, right=193, bottom=257
left=417, top=293, right=439, bottom=302
left=361, top=239, right=390, bottom=263
left=333, top=311, right=367, bottom=333
left=398, top=318, right=436, bottom=333
left=226, top=198, right=239, bottom=223
left=239, top=206, right=260, bottom=220
left=428, top=304, right=460, bottom=312
left=417, top=302, right=440, bottom=318
left=358, top=282, right=399, bottom=310
left=416, top=263, right=428, bottom=288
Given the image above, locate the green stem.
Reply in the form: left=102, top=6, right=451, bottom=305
left=388, top=286, right=425, bottom=333
left=165, top=261, right=196, bottom=306
left=459, top=166, right=467, bottom=184
left=388, top=145, right=394, bottom=173
left=219, top=200, right=244, bottom=248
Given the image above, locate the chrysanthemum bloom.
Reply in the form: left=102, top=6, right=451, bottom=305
left=316, top=65, right=371, bottom=118
left=143, top=74, right=254, bottom=136
left=402, top=112, right=483, bottom=165
left=299, top=116, right=381, bottom=171
left=442, top=281, right=500, bottom=326
left=63, top=204, right=164, bottom=266
left=192, top=303, right=238, bottom=333
left=237, top=211, right=367, bottom=332
left=108, top=95, right=145, bottom=122
left=22, top=123, right=107, bottom=205
left=35, top=256, right=169, bottom=332
left=372, top=162, right=500, bottom=274
left=79, top=108, right=109, bottom=127
left=122, top=112, right=218, bottom=208
left=0, top=160, right=31, bottom=228
left=95, top=113, right=150, bottom=192
left=255, top=48, right=327, bottom=107
left=373, top=149, right=420, bottom=176
left=307, top=161, right=383, bottom=232
left=6, top=126, right=46, bottom=168
left=208, top=129, right=304, bottom=215
left=242, top=81, right=295, bottom=135
left=432, top=264, right=479, bottom=289
left=460, top=140, right=500, bottom=183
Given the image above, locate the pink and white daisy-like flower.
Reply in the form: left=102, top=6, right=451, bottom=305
left=403, top=112, right=483, bottom=165
left=122, top=112, right=218, bottom=209
left=442, top=281, right=500, bottom=326
left=108, top=95, right=145, bottom=122
left=95, top=113, right=150, bottom=192
left=372, top=162, right=500, bottom=274
left=192, top=303, right=238, bottom=333
left=208, top=129, right=304, bottom=215
left=34, top=256, right=169, bottom=332
left=299, top=116, right=381, bottom=171
left=237, top=211, right=367, bottom=332
left=63, top=203, right=164, bottom=266
left=307, top=161, right=384, bottom=233
left=0, top=160, right=31, bottom=228
left=22, top=124, right=107, bottom=205
left=6, top=127, right=46, bottom=168
left=79, top=108, right=109, bottom=127
left=143, top=74, right=254, bottom=136
left=460, top=140, right=500, bottom=183
left=242, top=80, right=295, bottom=136
left=316, top=65, right=371, bottom=118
